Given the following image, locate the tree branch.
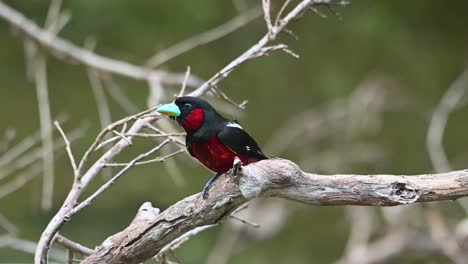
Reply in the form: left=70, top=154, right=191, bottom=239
left=82, top=158, right=468, bottom=264
left=0, top=2, right=203, bottom=87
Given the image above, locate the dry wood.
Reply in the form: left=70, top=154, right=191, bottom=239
left=82, top=158, right=468, bottom=264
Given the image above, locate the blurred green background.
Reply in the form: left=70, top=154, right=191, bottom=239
left=1, top=0, right=468, bottom=263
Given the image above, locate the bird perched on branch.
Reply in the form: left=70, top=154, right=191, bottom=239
left=156, top=96, right=267, bottom=199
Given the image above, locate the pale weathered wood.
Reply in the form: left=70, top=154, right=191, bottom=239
left=82, top=158, right=468, bottom=264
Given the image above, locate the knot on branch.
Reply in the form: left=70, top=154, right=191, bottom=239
left=239, top=158, right=302, bottom=199
left=97, top=202, right=160, bottom=255
left=388, top=182, right=420, bottom=204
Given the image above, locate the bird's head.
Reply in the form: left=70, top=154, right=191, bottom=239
left=156, top=96, right=218, bottom=133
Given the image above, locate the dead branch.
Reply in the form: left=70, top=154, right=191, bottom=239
left=145, top=7, right=261, bottom=68
left=427, top=67, right=468, bottom=173
left=55, top=234, right=94, bottom=257
left=188, top=0, right=329, bottom=97
left=33, top=51, right=55, bottom=211
left=82, top=158, right=468, bottom=264
left=0, top=2, right=203, bottom=87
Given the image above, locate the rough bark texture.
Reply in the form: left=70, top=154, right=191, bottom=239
left=82, top=158, right=468, bottom=264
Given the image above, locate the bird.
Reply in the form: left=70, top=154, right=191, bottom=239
left=156, top=96, right=267, bottom=199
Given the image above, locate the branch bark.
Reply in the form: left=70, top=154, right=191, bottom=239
left=82, top=158, right=468, bottom=264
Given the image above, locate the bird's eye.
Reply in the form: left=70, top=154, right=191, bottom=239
left=184, top=103, right=192, bottom=108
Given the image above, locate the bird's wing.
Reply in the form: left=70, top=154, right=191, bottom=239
left=186, top=137, right=195, bottom=157
left=218, top=122, right=267, bottom=159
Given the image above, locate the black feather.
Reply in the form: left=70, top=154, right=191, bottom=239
left=218, top=123, right=267, bottom=159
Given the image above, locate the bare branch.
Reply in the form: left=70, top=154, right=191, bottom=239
left=82, top=158, right=468, bottom=263
left=145, top=8, right=261, bottom=68
left=32, top=51, right=54, bottom=210
left=44, top=0, right=70, bottom=36
left=64, top=139, right=171, bottom=222
left=189, top=0, right=326, bottom=97
left=427, top=68, right=468, bottom=173
left=88, top=69, right=113, bottom=134
left=0, top=2, right=203, bottom=87
left=54, top=121, right=78, bottom=177
left=104, top=149, right=185, bottom=167
left=156, top=224, right=218, bottom=258
left=426, top=206, right=467, bottom=263
left=0, top=130, right=41, bottom=168
left=144, top=123, right=186, bottom=147
left=0, top=114, right=66, bottom=169
left=0, top=125, right=87, bottom=200
left=0, top=163, right=42, bottom=200
left=275, top=0, right=293, bottom=27
left=177, top=66, right=191, bottom=97
left=229, top=214, right=260, bottom=228
left=262, top=0, right=274, bottom=36
left=95, top=132, right=185, bottom=151
left=0, top=235, right=67, bottom=262
left=76, top=107, right=159, bottom=178
left=55, top=234, right=94, bottom=256
left=102, top=75, right=139, bottom=114
left=111, top=130, right=133, bottom=146
left=0, top=213, right=18, bottom=236
left=35, top=113, right=158, bottom=263
left=0, top=125, right=86, bottom=181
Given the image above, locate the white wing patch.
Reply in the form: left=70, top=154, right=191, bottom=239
left=246, top=146, right=250, bottom=151
left=227, top=122, right=243, bottom=129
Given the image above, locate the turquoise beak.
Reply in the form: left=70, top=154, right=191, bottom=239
left=156, top=103, right=181, bottom=117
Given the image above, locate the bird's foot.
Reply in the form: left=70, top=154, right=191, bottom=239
left=202, top=172, right=222, bottom=200
left=202, top=185, right=210, bottom=200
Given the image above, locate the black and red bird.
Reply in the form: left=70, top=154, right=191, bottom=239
left=156, top=96, right=267, bottom=199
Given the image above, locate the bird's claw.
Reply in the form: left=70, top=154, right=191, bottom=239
left=201, top=172, right=222, bottom=200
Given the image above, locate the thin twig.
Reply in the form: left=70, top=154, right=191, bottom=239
left=0, top=130, right=41, bottom=168
left=64, top=139, right=171, bottom=221
left=178, top=66, right=191, bottom=97
left=0, top=128, right=16, bottom=155
left=0, top=162, right=43, bottom=200
left=0, top=235, right=67, bottom=262
left=35, top=115, right=158, bottom=264
left=54, top=121, right=78, bottom=178
left=156, top=224, right=218, bottom=258
left=0, top=114, right=67, bottom=169
left=104, top=149, right=185, bottom=167
left=0, top=213, right=19, bottom=235
left=189, top=0, right=325, bottom=97
left=88, top=69, right=112, bottom=135
left=94, top=131, right=185, bottom=151
left=262, top=0, right=274, bottom=36
left=76, top=106, right=160, bottom=177
left=55, top=234, right=94, bottom=256
left=427, top=68, right=468, bottom=173
left=112, top=130, right=133, bottom=146
left=210, top=85, right=248, bottom=110
left=229, top=214, right=260, bottom=228
left=44, top=0, right=70, bottom=36
left=0, top=125, right=86, bottom=200
left=146, top=8, right=261, bottom=68
left=275, top=0, right=293, bottom=27
left=0, top=125, right=87, bottom=181
left=102, top=75, right=139, bottom=114
left=144, top=123, right=186, bottom=147
left=0, top=2, right=204, bottom=87
left=33, top=51, right=55, bottom=211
